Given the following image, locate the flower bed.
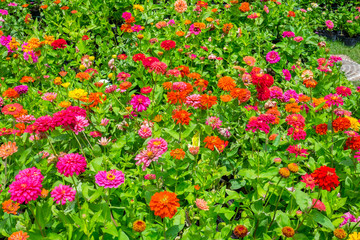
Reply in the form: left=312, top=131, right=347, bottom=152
left=0, top=0, right=360, bottom=239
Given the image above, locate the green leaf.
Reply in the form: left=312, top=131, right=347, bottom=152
left=119, top=231, right=129, bottom=240
left=294, top=190, right=311, bottom=211
left=309, top=210, right=335, bottom=231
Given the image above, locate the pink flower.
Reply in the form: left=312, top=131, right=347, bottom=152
left=150, top=61, right=167, bottom=75
left=340, top=212, right=360, bottom=227
left=98, top=137, right=111, bottom=146
left=51, top=184, right=76, bottom=205
left=135, top=148, right=162, bottom=171
left=246, top=119, right=270, bottom=134
left=56, top=153, right=87, bottom=177
left=324, top=94, right=344, bottom=107
left=90, top=131, right=102, bottom=138
left=312, top=199, right=326, bottom=211
left=16, top=115, right=36, bottom=123
left=326, top=20, right=334, bottom=29
left=189, top=24, right=201, bottom=35
left=301, top=174, right=315, bottom=190
left=287, top=127, right=307, bottom=140
left=117, top=72, right=131, bottom=81
left=15, top=167, right=44, bottom=184
left=282, top=31, right=295, bottom=38
left=25, top=115, right=55, bottom=134
left=95, top=169, right=125, bottom=188
left=100, top=118, right=110, bottom=126
left=122, top=12, right=132, bottom=20
left=282, top=69, right=291, bottom=81
left=188, top=145, right=200, bottom=155
left=9, top=178, right=42, bottom=204
left=355, top=151, right=360, bottom=162
left=74, top=116, right=89, bottom=134
left=144, top=174, right=156, bottom=180
left=266, top=51, right=281, bottom=64
left=264, top=5, right=269, bottom=13
left=141, top=86, right=153, bottom=94
left=287, top=145, right=309, bottom=158
left=336, top=86, right=352, bottom=97
left=138, top=126, right=152, bottom=139
left=147, top=138, right=168, bottom=154
left=130, top=95, right=151, bottom=112
left=195, top=198, right=209, bottom=211
left=205, top=116, right=222, bottom=129
left=294, top=36, right=304, bottom=42
left=285, top=114, right=305, bottom=128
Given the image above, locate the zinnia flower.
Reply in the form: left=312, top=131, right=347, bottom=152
left=95, top=170, right=125, bottom=188
left=2, top=199, right=20, bottom=215
left=2, top=103, right=23, bottom=116
left=195, top=198, right=209, bottom=211
left=9, top=178, right=42, bottom=204
left=56, top=153, right=87, bottom=177
left=130, top=95, right=151, bottom=112
left=301, top=174, right=315, bottom=190
left=149, top=191, right=180, bottom=218
left=312, top=199, right=326, bottom=211
left=311, top=166, right=339, bottom=191
left=147, top=138, right=168, bottom=154
left=8, top=231, right=29, bottom=240
left=0, top=141, right=17, bottom=159
left=266, top=51, right=281, bottom=64
left=51, top=184, right=76, bottom=205
left=135, top=148, right=162, bottom=171
left=172, top=109, right=192, bottom=125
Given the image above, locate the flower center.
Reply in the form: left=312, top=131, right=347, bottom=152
left=153, top=141, right=160, bottom=146
left=106, top=173, right=116, bottom=180
left=8, top=107, right=16, bottom=112
left=138, top=98, right=143, bottom=103
left=147, top=151, right=154, bottom=158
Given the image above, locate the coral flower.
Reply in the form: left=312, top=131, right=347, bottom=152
left=239, top=2, right=250, bottom=12
left=56, top=153, right=87, bottom=177
left=174, top=0, right=187, bottom=13
left=243, top=56, right=256, bottom=66
left=51, top=184, right=76, bottom=205
left=8, top=231, right=29, bottom=240
left=149, top=191, right=180, bottom=219
left=312, top=199, right=326, bottom=211
left=218, top=76, right=236, bottom=91
left=170, top=148, right=186, bottom=160
left=172, top=109, right=192, bottom=125
left=2, top=103, right=23, bottom=116
left=332, top=117, right=351, bottom=132
left=95, top=169, right=125, bottom=188
left=2, top=199, right=20, bottom=215
left=311, top=166, right=339, bottom=191
left=301, top=174, right=315, bottom=190
left=130, top=95, right=151, bottom=112
left=0, top=141, right=17, bottom=159
left=195, top=198, right=209, bottom=211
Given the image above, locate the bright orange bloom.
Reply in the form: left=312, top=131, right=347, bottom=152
left=41, top=188, right=49, bottom=198
left=194, top=185, right=200, bottom=190
left=20, top=76, right=35, bottom=83
left=175, top=65, right=190, bottom=77
left=40, top=5, right=48, bottom=9
left=288, top=11, right=296, bottom=17
left=22, top=4, right=29, bottom=7
left=54, top=0, right=61, bottom=4
left=200, top=94, right=217, bottom=109
left=60, top=6, right=69, bottom=10
left=266, top=109, right=281, bottom=117
left=243, top=56, right=256, bottom=66
left=2, top=199, right=20, bottom=215
left=75, top=72, right=90, bottom=81
left=0, top=142, right=18, bottom=159
left=172, top=109, right=192, bottom=125
left=303, top=78, right=317, bottom=88
left=9, top=231, right=29, bottom=240
left=167, top=91, right=187, bottom=105
left=269, top=134, right=278, bottom=141
left=187, top=72, right=201, bottom=80
left=15, top=123, right=26, bottom=136
left=218, top=76, right=236, bottom=91
left=194, top=79, right=208, bottom=91
left=184, top=20, right=192, bottom=25
left=204, top=136, right=228, bottom=152
left=149, top=191, right=180, bottom=219
left=2, top=88, right=19, bottom=99
left=24, top=14, right=31, bottom=24
left=222, top=23, right=233, bottom=34
left=220, top=95, right=232, bottom=102
left=299, top=95, right=310, bottom=102
left=59, top=101, right=71, bottom=108
left=312, top=98, right=329, bottom=110
left=119, top=81, right=132, bottom=91
left=81, top=92, right=106, bottom=109
left=332, top=117, right=351, bottom=132
left=170, top=148, right=186, bottom=160
left=285, top=103, right=301, bottom=113
left=133, top=220, right=146, bottom=232
left=239, top=2, right=250, bottom=12
left=176, top=31, right=185, bottom=37
left=163, top=82, right=173, bottom=90
left=120, top=24, right=132, bottom=32
left=230, top=88, right=251, bottom=103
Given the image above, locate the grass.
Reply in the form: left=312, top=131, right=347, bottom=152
left=329, top=41, right=360, bottom=64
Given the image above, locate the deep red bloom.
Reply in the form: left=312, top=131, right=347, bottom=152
left=311, top=166, right=339, bottom=191
left=142, top=57, right=159, bottom=69
left=256, top=87, right=270, bottom=101
left=161, top=40, right=176, bottom=51
left=133, top=53, right=146, bottom=62
left=51, top=39, right=67, bottom=49
left=82, top=35, right=89, bottom=41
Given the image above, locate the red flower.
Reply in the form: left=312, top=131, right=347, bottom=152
left=51, top=39, right=67, bottom=49
left=345, top=137, right=360, bottom=151
left=256, top=87, right=270, bottom=101
left=82, top=35, right=89, bottom=41
left=288, top=11, right=296, bottom=17
left=160, top=40, right=176, bottom=51
left=142, top=57, right=159, bottom=69
left=311, top=166, right=339, bottom=191
left=133, top=53, right=146, bottom=62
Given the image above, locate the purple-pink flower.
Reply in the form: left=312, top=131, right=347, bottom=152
left=324, top=94, right=344, bottom=107
left=266, top=51, right=281, bottom=64
left=282, top=69, right=292, bottom=81
left=326, top=20, right=334, bottom=29
left=95, top=170, right=125, bottom=188
left=130, top=95, right=151, bottom=112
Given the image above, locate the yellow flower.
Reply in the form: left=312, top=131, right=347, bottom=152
left=133, top=4, right=144, bottom=12
left=54, top=77, right=62, bottom=85
left=153, top=115, right=162, bottom=122
left=59, top=101, right=71, bottom=108
left=108, top=73, right=113, bottom=79
left=44, top=35, right=55, bottom=45
left=61, top=82, right=70, bottom=88
left=79, top=65, right=86, bottom=71
left=206, top=17, right=214, bottom=22
left=349, top=232, right=360, bottom=240
left=69, top=89, right=87, bottom=100
left=89, top=56, right=95, bottom=61
left=346, top=116, right=360, bottom=131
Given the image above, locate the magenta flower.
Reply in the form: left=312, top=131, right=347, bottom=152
left=245, top=119, right=270, bottom=134
left=324, top=94, right=344, bottom=107
left=56, top=153, right=87, bottom=177
left=287, top=128, right=306, bottom=140
left=51, top=184, right=76, bottom=205
left=266, top=51, right=281, bottom=64
left=15, top=167, right=44, bottom=184
left=286, top=145, right=309, bottom=158
left=95, top=169, right=125, bottom=188
left=336, top=86, right=352, bottom=97
left=9, top=178, right=42, bottom=204
left=340, top=212, right=360, bottom=227
left=189, top=24, right=201, bottom=35
left=326, top=20, right=334, bottom=29
left=282, top=69, right=292, bottom=81
left=122, top=12, right=132, bottom=20
left=138, top=126, right=152, bottom=139
left=355, top=151, right=360, bottom=162
left=144, top=174, right=156, bottom=180
left=130, top=95, right=151, bottom=112
left=282, top=31, right=295, bottom=38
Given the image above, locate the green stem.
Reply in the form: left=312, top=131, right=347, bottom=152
left=296, top=190, right=321, bottom=231
left=71, top=175, right=82, bottom=218
left=29, top=204, right=45, bottom=238
left=268, top=186, right=285, bottom=230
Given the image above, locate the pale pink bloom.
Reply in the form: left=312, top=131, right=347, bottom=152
left=74, top=116, right=89, bottom=135
left=135, top=148, right=162, bottom=171
left=16, top=115, right=36, bottom=123
left=100, top=118, right=110, bottom=126
left=185, top=94, right=202, bottom=109
left=195, top=198, right=209, bottom=211
left=95, top=169, right=125, bottom=188
left=98, top=137, right=111, bottom=146
left=41, top=92, right=57, bottom=102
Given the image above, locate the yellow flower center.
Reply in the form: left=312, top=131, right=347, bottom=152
left=106, top=173, right=116, bottom=180
left=8, top=107, right=16, bottom=112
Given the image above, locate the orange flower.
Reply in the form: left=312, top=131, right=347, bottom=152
left=184, top=20, right=192, bottom=25
left=175, top=65, right=190, bottom=77
left=54, top=77, right=62, bottom=85
left=2, top=88, right=19, bottom=100
left=40, top=5, right=48, bottom=9
left=316, top=123, right=328, bottom=135
left=172, top=109, right=192, bottom=125
left=194, top=185, right=200, bottom=190
left=230, top=88, right=251, bottom=103
left=149, top=191, right=180, bottom=219
left=204, top=136, right=226, bottom=151
left=133, top=220, right=146, bottom=232
left=119, top=81, right=132, bottom=91
left=243, top=56, right=256, bottom=66
left=194, top=79, right=208, bottom=91
left=2, top=199, right=20, bottom=215
left=163, top=82, right=173, bottom=90
left=218, top=76, right=236, bottom=91
left=167, top=91, right=187, bottom=105
left=176, top=31, right=185, bottom=37
left=81, top=92, right=107, bottom=109
left=239, top=2, right=250, bottom=12
left=194, top=22, right=206, bottom=30
left=266, top=109, right=280, bottom=117
left=59, top=101, right=71, bottom=108
left=15, top=123, right=26, bottom=136
left=332, top=117, right=351, bottom=132
left=303, top=78, right=317, bottom=88
left=24, top=14, right=31, bottom=24
left=75, top=72, right=90, bottom=81
left=20, top=76, right=35, bottom=83
left=170, top=148, right=186, bottom=160
left=285, top=103, right=301, bottom=113
left=200, top=94, right=217, bottom=109
left=54, top=0, right=61, bottom=4
left=0, top=142, right=18, bottom=159
left=153, top=115, right=162, bottom=122
left=22, top=4, right=29, bottom=7
left=120, top=24, right=132, bottom=32
left=211, top=8, right=218, bottom=13
left=312, top=98, right=329, bottom=110
left=59, top=71, right=67, bottom=77
left=222, top=23, right=233, bottom=34
left=288, top=11, right=296, bottom=17
left=269, top=134, right=278, bottom=141
left=220, top=95, right=232, bottom=102
left=299, top=95, right=310, bottom=102
left=9, top=231, right=29, bottom=240
left=41, top=188, right=49, bottom=198
left=187, top=72, right=201, bottom=80
left=71, top=10, right=77, bottom=14
left=301, top=70, right=314, bottom=80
